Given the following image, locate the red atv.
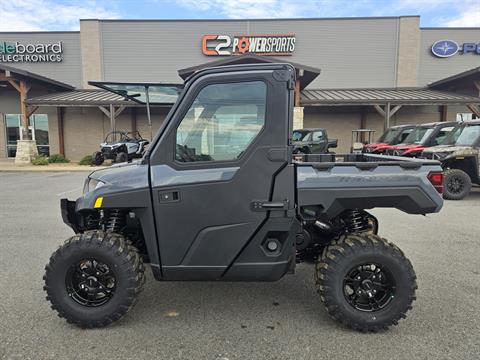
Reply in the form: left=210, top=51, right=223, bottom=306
left=385, top=122, right=459, bottom=157
left=364, top=125, right=415, bottom=154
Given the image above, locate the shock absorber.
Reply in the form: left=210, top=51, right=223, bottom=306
left=342, top=209, right=369, bottom=233
left=106, top=209, right=126, bottom=233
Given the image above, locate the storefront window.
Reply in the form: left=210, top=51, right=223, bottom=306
left=4, top=114, right=50, bottom=157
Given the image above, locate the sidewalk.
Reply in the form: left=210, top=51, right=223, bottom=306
left=0, top=159, right=108, bottom=172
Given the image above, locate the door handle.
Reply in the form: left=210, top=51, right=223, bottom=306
left=159, top=190, right=180, bottom=203
left=251, top=200, right=288, bottom=211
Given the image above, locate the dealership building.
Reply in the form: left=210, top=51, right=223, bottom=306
left=1, top=16, right=480, bottom=161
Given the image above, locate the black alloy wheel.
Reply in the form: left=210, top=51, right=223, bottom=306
left=65, top=258, right=116, bottom=307
left=343, top=263, right=395, bottom=312
left=443, top=169, right=471, bottom=200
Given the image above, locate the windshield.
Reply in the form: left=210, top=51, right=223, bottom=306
left=378, top=128, right=397, bottom=143
left=452, top=124, right=480, bottom=146
left=402, top=127, right=434, bottom=145
left=292, top=130, right=310, bottom=141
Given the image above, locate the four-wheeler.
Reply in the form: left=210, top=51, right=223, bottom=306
left=421, top=120, right=480, bottom=200
left=44, top=64, right=444, bottom=332
left=92, top=131, right=149, bottom=165
left=384, top=121, right=459, bottom=157
left=364, top=124, right=415, bottom=154
left=292, top=128, right=338, bottom=154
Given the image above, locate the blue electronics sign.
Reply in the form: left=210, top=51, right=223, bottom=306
left=432, top=39, right=480, bottom=58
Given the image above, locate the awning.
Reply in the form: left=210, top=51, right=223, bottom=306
left=178, top=53, right=321, bottom=90
left=301, top=88, right=480, bottom=106
left=429, top=66, right=480, bottom=89
left=26, top=89, right=132, bottom=106
left=0, top=63, right=73, bottom=91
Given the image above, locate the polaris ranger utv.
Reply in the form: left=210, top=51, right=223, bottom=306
left=44, top=64, right=444, bottom=332
left=422, top=120, right=480, bottom=200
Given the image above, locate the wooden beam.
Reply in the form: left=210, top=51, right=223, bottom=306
left=474, top=81, right=480, bottom=96
left=7, top=79, right=20, bottom=92
left=294, top=79, right=301, bottom=107
left=57, top=107, right=65, bottom=156
left=385, top=102, right=391, bottom=130
left=441, top=105, right=448, bottom=122
left=19, top=80, right=30, bottom=139
left=467, top=104, right=480, bottom=118
left=26, top=106, right=39, bottom=119
left=390, top=105, right=402, bottom=117
left=98, top=106, right=111, bottom=117
left=114, top=105, right=126, bottom=118
left=373, top=104, right=385, bottom=117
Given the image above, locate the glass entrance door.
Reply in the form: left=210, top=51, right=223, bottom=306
left=4, top=114, right=49, bottom=157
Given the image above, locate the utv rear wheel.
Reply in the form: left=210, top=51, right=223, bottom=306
left=92, top=151, right=104, bottom=166
left=443, top=169, right=471, bottom=200
left=315, top=233, right=417, bottom=332
left=43, top=231, right=145, bottom=328
left=115, top=152, right=128, bottom=163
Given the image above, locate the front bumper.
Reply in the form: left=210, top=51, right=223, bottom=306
left=60, top=198, right=81, bottom=233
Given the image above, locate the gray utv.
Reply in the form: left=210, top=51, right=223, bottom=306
left=44, top=64, right=444, bottom=332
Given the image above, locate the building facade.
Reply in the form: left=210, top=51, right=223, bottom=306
left=1, top=16, right=480, bottom=160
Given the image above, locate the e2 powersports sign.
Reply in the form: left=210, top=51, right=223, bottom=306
left=432, top=40, right=480, bottom=58
left=0, top=41, right=63, bottom=63
left=202, top=34, right=296, bottom=56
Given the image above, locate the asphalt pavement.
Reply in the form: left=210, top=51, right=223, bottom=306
left=0, top=171, right=479, bottom=360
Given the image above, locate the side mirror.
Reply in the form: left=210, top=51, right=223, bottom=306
left=327, top=139, right=338, bottom=148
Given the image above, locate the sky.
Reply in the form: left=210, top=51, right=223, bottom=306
left=0, top=0, right=479, bottom=32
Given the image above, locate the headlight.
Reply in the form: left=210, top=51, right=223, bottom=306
left=83, top=177, right=105, bottom=194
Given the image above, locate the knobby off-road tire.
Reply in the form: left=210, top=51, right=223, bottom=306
left=44, top=230, right=145, bottom=328
left=115, top=152, right=128, bottom=163
left=92, top=151, right=104, bottom=166
left=315, top=233, right=417, bottom=332
left=443, top=169, right=471, bottom=200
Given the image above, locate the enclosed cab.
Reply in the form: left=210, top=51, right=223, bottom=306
left=292, top=128, right=337, bottom=154
left=44, top=64, right=444, bottom=332
left=422, top=120, right=480, bottom=200
left=364, top=124, right=415, bottom=154
left=385, top=121, right=459, bottom=157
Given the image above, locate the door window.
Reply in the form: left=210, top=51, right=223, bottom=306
left=4, top=114, right=49, bottom=157
left=312, top=130, right=325, bottom=141
left=175, top=81, right=267, bottom=162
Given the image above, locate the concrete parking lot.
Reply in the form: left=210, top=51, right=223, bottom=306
left=0, top=171, right=479, bottom=360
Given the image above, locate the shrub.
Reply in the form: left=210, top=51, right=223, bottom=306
left=48, top=154, right=70, bottom=163
left=32, top=155, right=49, bottom=166
left=78, top=155, right=93, bottom=166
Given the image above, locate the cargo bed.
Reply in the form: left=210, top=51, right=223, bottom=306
left=295, top=153, right=444, bottom=217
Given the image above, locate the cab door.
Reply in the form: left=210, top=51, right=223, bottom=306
left=148, top=66, right=296, bottom=280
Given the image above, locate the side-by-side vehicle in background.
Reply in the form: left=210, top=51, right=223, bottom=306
left=363, top=125, right=415, bottom=154
left=92, top=131, right=149, bottom=165
left=384, top=122, right=459, bottom=158
left=292, top=128, right=338, bottom=154
left=421, top=120, right=480, bottom=200
left=44, top=64, right=444, bottom=332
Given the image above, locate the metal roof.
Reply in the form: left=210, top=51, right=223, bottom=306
left=429, top=66, right=480, bottom=88
left=178, top=54, right=321, bottom=90
left=0, top=64, right=74, bottom=90
left=301, top=88, right=480, bottom=106
left=26, top=89, right=132, bottom=106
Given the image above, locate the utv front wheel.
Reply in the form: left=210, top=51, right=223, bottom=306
left=43, top=231, right=145, bottom=328
left=315, top=233, right=417, bottom=332
left=443, top=169, right=471, bottom=200
left=92, top=151, right=104, bottom=166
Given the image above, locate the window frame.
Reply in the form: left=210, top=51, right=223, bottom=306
left=172, top=79, right=268, bottom=166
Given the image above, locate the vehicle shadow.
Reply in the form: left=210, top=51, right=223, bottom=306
left=121, top=263, right=339, bottom=331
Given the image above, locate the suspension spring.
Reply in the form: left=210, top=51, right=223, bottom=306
left=343, top=209, right=369, bottom=233
left=106, top=209, right=125, bottom=233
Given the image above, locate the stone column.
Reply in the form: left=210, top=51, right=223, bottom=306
left=15, top=140, right=38, bottom=165
left=293, top=107, right=304, bottom=130
left=396, top=16, right=421, bottom=87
